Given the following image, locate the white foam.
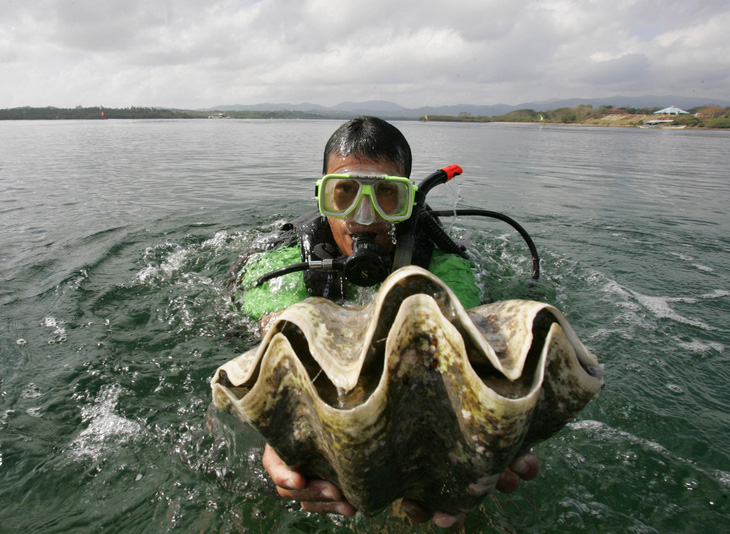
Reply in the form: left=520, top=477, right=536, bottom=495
left=602, top=281, right=728, bottom=333
left=201, top=230, right=236, bottom=251
left=167, top=296, right=194, bottom=329
left=602, top=279, right=635, bottom=304
left=629, top=291, right=711, bottom=330
left=670, top=252, right=694, bottom=261
left=569, top=420, right=670, bottom=455
left=135, top=245, right=189, bottom=283
left=42, top=316, right=67, bottom=343
left=701, top=289, right=729, bottom=299
left=66, top=384, right=143, bottom=464
left=20, top=383, right=42, bottom=399
left=669, top=252, right=714, bottom=272
left=160, top=248, right=188, bottom=276
left=677, top=339, right=725, bottom=354
left=67, top=268, right=89, bottom=290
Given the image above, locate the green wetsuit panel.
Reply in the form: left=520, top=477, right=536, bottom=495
left=236, top=246, right=308, bottom=320
left=236, top=246, right=481, bottom=320
left=428, top=249, right=481, bottom=310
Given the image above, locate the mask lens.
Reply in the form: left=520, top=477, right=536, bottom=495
left=373, top=180, right=408, bottom=217
left=323, top=177, right=361, bottom=215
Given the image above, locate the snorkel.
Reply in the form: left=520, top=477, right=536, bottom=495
left=392, top=164, right=463, bottom=270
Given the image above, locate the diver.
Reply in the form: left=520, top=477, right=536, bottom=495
left=233, top=116, right=539, bottom=530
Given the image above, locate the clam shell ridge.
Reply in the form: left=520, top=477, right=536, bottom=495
left=211, top=265, right=604, bottom=515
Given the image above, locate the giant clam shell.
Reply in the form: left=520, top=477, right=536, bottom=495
left=211, top=266, right=603, bottom=515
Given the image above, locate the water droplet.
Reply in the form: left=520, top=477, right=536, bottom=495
left=337, top=386, right=347, bottom=408
left=667, top=383, right=683, bottom=393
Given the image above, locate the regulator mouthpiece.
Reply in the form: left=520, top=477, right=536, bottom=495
left=344, top=233, right=391, bottom=287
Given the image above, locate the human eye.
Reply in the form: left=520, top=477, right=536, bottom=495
left=374, top=181, right=404, bottom=213
left=332, top=179, right=359, bottom=208
left=335, top=180, right=357, bottom=194
left=375, top=181, right=400, bottom=200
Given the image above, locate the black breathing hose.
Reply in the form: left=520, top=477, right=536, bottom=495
left=254, top=262, right=310, bottom=286
left=420, top=210, right=468, bottom=258
left=429, top=209, right=540, bottom=280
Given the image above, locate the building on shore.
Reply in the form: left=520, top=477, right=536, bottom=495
left=654, top=106, right=689, bottom=115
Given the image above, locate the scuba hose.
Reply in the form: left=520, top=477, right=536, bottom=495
left=253, top=261, right=310, bottom=285
left=252, top=165, right=540, bottom=288
left=426, top=209, right=540, bottom=280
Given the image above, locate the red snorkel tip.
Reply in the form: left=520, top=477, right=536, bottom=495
left=440, top=164, right=463, bottom=181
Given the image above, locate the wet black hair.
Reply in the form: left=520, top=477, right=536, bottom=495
left=322, top=116, right=412, bottom=177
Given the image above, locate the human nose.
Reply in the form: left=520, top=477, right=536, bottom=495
left=351, top=195, right=379, bottom=225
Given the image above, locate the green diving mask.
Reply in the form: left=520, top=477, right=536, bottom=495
left=315, top=173, right=418, bottom=223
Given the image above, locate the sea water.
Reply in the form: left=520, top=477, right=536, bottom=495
left=0, top=119, right=728, bottom=532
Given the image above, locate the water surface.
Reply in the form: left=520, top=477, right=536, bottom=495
left=1, top=119, right=728, bottom=532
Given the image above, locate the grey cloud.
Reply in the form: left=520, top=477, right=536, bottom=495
left=1, top=0, right=729, bottom=108
left=576, top=54, right=651, bottom=85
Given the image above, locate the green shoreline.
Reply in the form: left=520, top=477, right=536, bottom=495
left=0, top=106, right=328, bottom=121
left=419, top=105, right=730, bottom=129
left=2, top=105, right=729, bottom=128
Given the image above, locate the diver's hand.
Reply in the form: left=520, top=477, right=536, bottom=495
left=263, top=444, right=537, bottom=528
left=400, top=452, right=539, bottom=530
left=400, top=501, right=466, bottom=530
left=495, top=451, right=539, bottom=493
left=262, top=444, right=356, bottom=517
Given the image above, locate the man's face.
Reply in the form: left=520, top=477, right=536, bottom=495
left=324, top=154, right=405, bottom=256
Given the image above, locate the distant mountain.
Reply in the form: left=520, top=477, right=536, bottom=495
left=204, top=95, right=730, bottom=118
left=205, top=102, right=329, bottom=112
left=331, top=100, right=409, bottom=114
left=414, top=104, right=516, bottom=117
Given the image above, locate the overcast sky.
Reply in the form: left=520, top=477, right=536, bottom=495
left=2, top=0, right=728, bottom=109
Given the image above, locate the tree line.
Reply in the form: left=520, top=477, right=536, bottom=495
left=0, top=106, right=327, bottom=120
